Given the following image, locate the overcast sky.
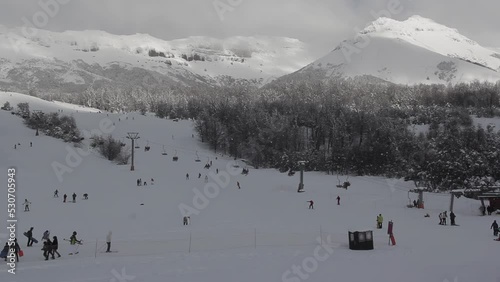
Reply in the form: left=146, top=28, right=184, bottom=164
left=1, top=0, right=499, bottom=56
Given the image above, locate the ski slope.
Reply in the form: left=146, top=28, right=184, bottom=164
left=0, top=92, right=498, bottom=282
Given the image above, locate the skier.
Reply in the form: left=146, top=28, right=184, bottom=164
left=308, top=200, right=314, bottom=209
left=487, top=205, right=492, bottom=215
left=83, top=193, right=88, bottom=200
left=24, top=199, right=31, bottom=211
left=183, top=216, right=190, bottom=226
left=442, top=211, right=448, bottom=225
left=237, top=181, right=241, bottom=189
left=151, top=178, right=154, bottom=185
left=63, top=194, right=67, bottom=203
left=72, top=193, right=77, bottom=203
left=198, top=173, right=201, bottom=179
left=30, top=142, right=32, bottom=147
left=26, top=227, right=34, bottom=247
left=14, top=144, right=16, bottom=149
left=186, top=173, right=189, bottom=180
left=106, top=231, right=112, bottom=253
left=143, top=181, right=147, bottom=186
left=69, top=231, right=81, bottom=255
left=42, top=230, right=50, bottom=241
left=438, top=212, right=444, bottom=225
left=450, top=211, right=457, bottom=226
left=54, top=189, right=59, bottom=198
left=216, top=168, right=219, bottom=174
left=492, top=220, right=499, bottom=236
left=336, top=196, right=340, bottom=205
left=52, top=236, right=61, bottom=258
left=205, top=175, right=209, bottom=183
left=137, top=179, right=140, bottom=186
left=377, top=214, right=383, bottom=229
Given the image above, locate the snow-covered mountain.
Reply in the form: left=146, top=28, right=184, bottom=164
left=286, top=16, right=500, bottom=85
left=0, top=25, right=314, bottom=94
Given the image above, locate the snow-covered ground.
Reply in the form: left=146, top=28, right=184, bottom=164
left=0, top=92, right=499, bottom=282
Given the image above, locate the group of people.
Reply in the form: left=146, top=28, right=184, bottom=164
left=13, top=141, right=33, bottom=150
left=438, top=211, right=457, bottom=225
left=58, top=191, right=86, bottom=203
left=480, top=205, right=497, bottom=216
left=136, top=178, right=154, bottom=186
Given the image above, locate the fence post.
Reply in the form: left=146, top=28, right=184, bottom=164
left=254, top=228, right=257, bottom=249
left=320, top=225, right=323, bottom=245
left=188, top=232, right=192, bottom=253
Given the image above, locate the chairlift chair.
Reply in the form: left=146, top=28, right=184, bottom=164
left=173, top=150, right=178, bottom=161
left=195, top=151, right=201, bottom=162
left=135, top=140, right=140, bottom=149
left=145, top=140, right=151, bottom=152
left=162, top=145, right=168, bottom=155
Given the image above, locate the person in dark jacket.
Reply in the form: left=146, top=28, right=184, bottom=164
left=63, top=194, right=67, bottom=203
left=52, top=236, right=61, bottom=258
left=308, top=200, right=314, bottom=209
left=42, top=241, right=50, bottom=260
left=26, top=227, right=34, bottom=247
left=492, top=220, right=499, bottom=236
left=72, top=193, right=77, bottom=203
left=450, top=211, right=457, bottom=226
left=13, top=239, right=20, bottom=262
left=1, top=243, right=9, bottom=261
left=337, top=196, right=341, bottom=205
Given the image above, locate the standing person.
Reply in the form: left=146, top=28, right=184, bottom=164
left=438, top=212, right=444, bottom=225
left=442, top=211, right=448, bottom=225
left=151, top=178, right=154, bottom=185
left=491, top=220, right=499, bottom=236
left=1, top=243, right=9, bottom=261
left=42, top=241, right=50, bottom=260
left=13, top=238, right=20, bottom=262
left=83, top=193, right=88, bottom=200
left=52, top=236, right=61, bottom=258
left=26, top=227, right=34, bottom=247
left=24, top=199, right=31, bottom=211
left=377, top=214, right=384, bottom=229
left=54, top=189, right=58, bottom=198
left=42, top=230, right=50, bottom=241
left=480, top=205, right=486, bottom=216
left=198, top=173, right=201, bottom=179
left=205, top=175, right=209, bottom=183
left=106, top=231, right=112, bottom=253
left=450, top=211, right=457, bottom=226
left=47, top=238, right=55, bottom=260
left=72, top=193, right=77, bottom=203
left=69, top=231, right=81, bottom=255
left=308, top=200, right=314, bottom=209
left=237, top=181, right=241, bottom=189
left=183, top=216, right=190, bottom=226
left=30, top=142, right=32, bottom=147
left=336, top=196, right=341, bottom=205
left=63, top=194, right=67, bottom=203
left=216, top=168, right=219, bottom=174
left=186, top=173, right=189, bottom=180
left=487, top=206, right=492, bottom=215
left=136, top=179, right=140, bottom=186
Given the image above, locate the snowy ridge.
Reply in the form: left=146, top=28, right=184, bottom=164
left=293, top=16, right=500, bottom=85
left=0, top=25, right=314, bottom=92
